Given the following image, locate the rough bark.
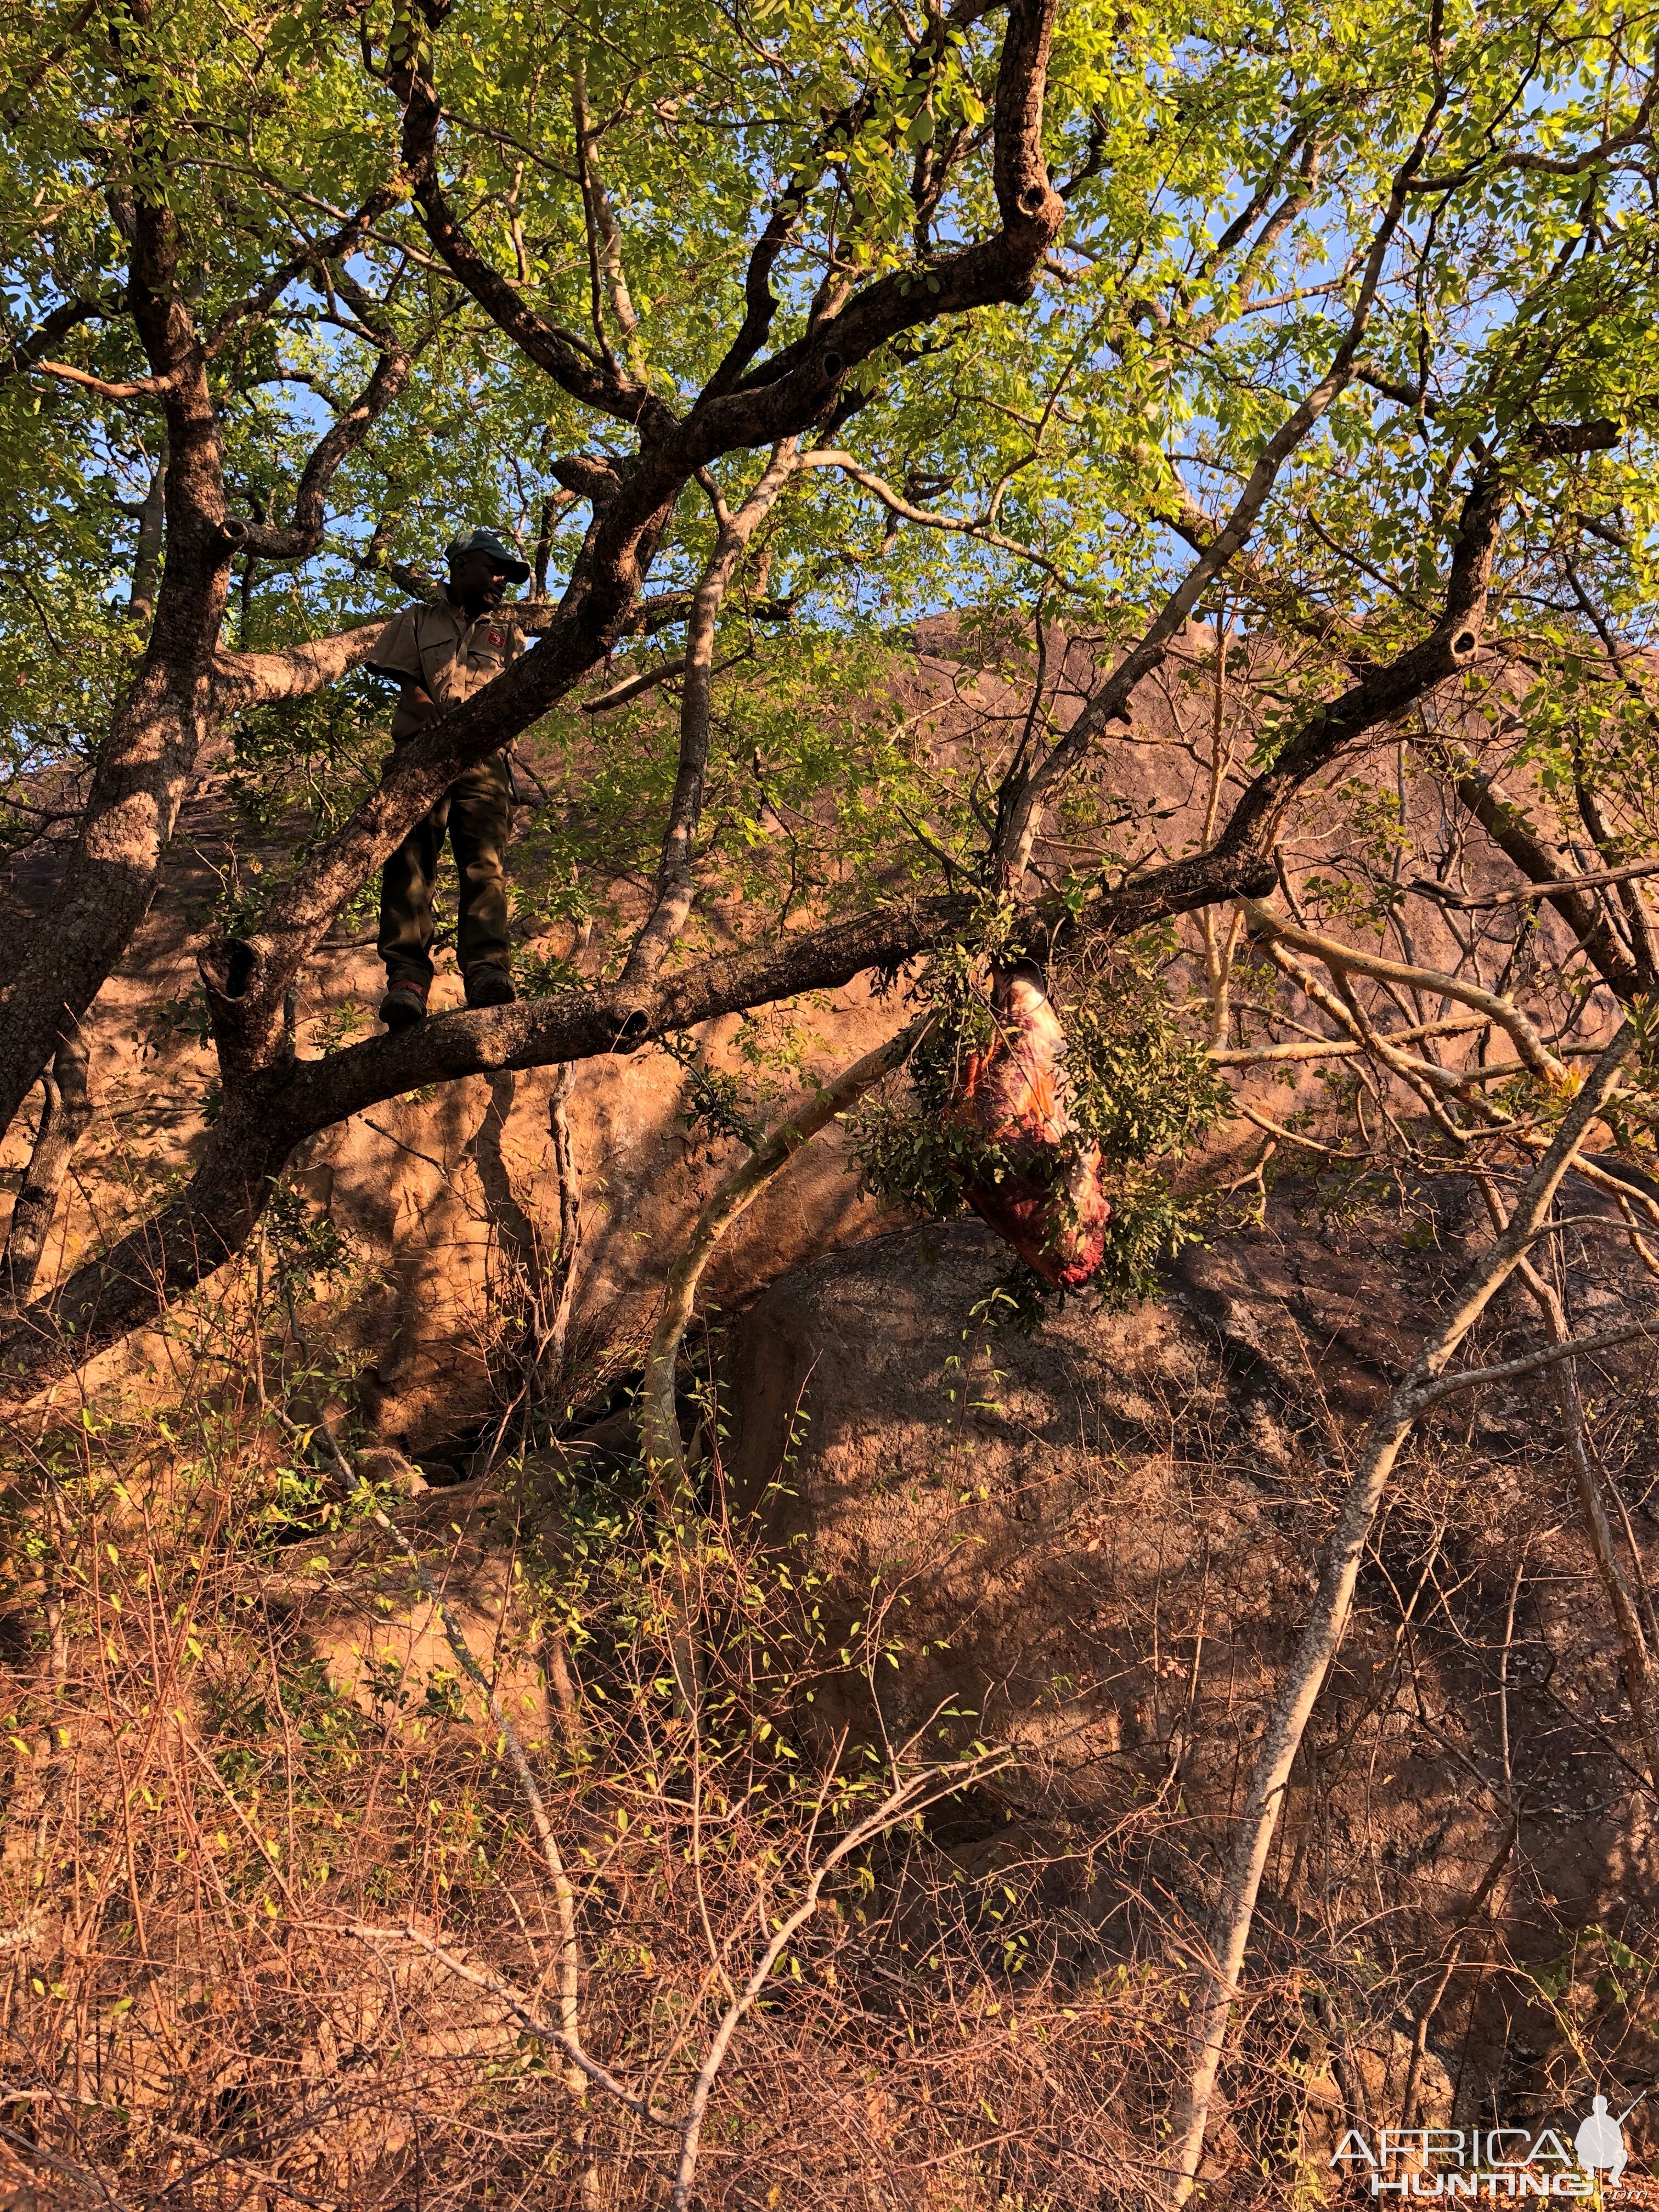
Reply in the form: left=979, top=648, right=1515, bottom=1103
left=10, top=0, right=1630, bottom=1413
left=0, top=196, right=415, bottom=1142
left=5, top=512, right=1617, bottom=1401
left=1, top=1031, right=92, bottom=1312
left=127, top=448, right=167, bottom=630
left=206, top=620, right=395, bottom=711
left=1454, top=769, right=1644, bottom=999
left=0, top=177, right=229, bottom=1136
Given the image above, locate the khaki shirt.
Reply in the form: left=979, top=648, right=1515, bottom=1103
left=368, top=596, right=523, bottom=737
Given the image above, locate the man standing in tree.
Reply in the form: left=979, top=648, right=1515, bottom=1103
left=366, top=527, right=530, bottom=1029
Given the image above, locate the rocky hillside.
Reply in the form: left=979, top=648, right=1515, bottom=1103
left=3, top=629, right=1657, bottom=2208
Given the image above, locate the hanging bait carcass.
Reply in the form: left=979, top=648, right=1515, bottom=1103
left=951, top=962, right=1111, bottom=1289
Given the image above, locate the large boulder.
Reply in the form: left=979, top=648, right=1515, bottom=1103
left=721, top=1215, right=1353, bottom=1787
left=718, top=1204, right=1659, bottom=1946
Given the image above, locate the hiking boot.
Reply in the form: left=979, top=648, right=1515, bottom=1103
left=379, top=977, right=429, bottom=1030
left=465, top=964, right=516, bottom=1010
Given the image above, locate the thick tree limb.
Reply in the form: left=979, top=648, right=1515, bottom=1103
left=0, top=897, right=968, bottom=1396
left=1207, top=1016, right=1483, bottom=1066
left=2, top=295, right=117, bottom=383
left=1412, top=854, right=1659, bottom=911
left=198, top=599, right=624, bottom=1076
left=1454, top=769, right=1644, bottom=999
left=3, top=0, right=1072, bottom=1175
left=399, top=77, right=673, bottom=438
left=22, top=544, right=1621, bottom=1396
left=208, top=620, right=393, bottom=709
left=0, top=200, right=413, bottom=1132
left=31, top=358, right=175, bottom=401
left=191, top=0, right=1065, bottom=1090
left=1, top=1031, right=92, bottom=1313
left=200, top=185, right=405, bottom=362
left=1164, top=477, right=1370, bottom=662
left=401, top=0, right=1064, bottom=528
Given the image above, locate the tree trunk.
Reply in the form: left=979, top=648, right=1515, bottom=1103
left=1, top=1030, right=92, bottom=1312
left=0, top=183, right=231, bottom=1142
left=0, top=656, right=220, bottom=1140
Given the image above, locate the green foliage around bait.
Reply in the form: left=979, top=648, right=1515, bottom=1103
left=1060, top=977, right=1232, bottom=1169
left=852, top=932, right=1228, bottom=1312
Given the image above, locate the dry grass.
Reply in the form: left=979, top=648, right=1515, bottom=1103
left=3, top=1207, right=1658, bottom=2209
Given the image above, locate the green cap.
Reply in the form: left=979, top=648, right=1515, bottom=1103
left=445, top=526, right=531, bottom=585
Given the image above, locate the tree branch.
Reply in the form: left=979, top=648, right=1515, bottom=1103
left=2, top=294, right=118, bottom=384
left=220, top=339, right=414, bottom=563
left=1, top=1030, right=92, bottom=1313
left=1167, top=1020, right=1637, bottom=2205
left=398, top=75, right=673, bottom=437
left=1043, top=460, right=1510, bottom=941
left=208, top=619, right=393, bottom=709
left=798, top=447, right=1069, bottom=581
left=0, top=895, right=968, bottom=1395
left=621, top=440, right=804, bottom=982
left=1453, top=768, right=1643, bottom=1000
left=195, top=0, right=1068, bottom=1089
left=994, top=104, right=1445, bottom=882
left=1237, top=898, right=1566, bottom=1082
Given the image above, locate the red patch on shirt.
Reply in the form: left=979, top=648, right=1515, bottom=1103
left=487, top=629, right=504, bottom=647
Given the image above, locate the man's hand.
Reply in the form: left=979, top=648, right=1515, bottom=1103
left=391, top=681, right=439, bottom=740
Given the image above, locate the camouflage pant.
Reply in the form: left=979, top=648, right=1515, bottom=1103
left=377, top=748, right=512, bottom=987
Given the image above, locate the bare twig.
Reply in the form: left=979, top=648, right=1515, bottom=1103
left=345, top=1744, right=1011, bottom=2212
left=1239, top=898, right=1567, bottom=1084
left=1167, top=1022, right=1635, bottom=2205
left=266, top=1387, right=593, bottom=2169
